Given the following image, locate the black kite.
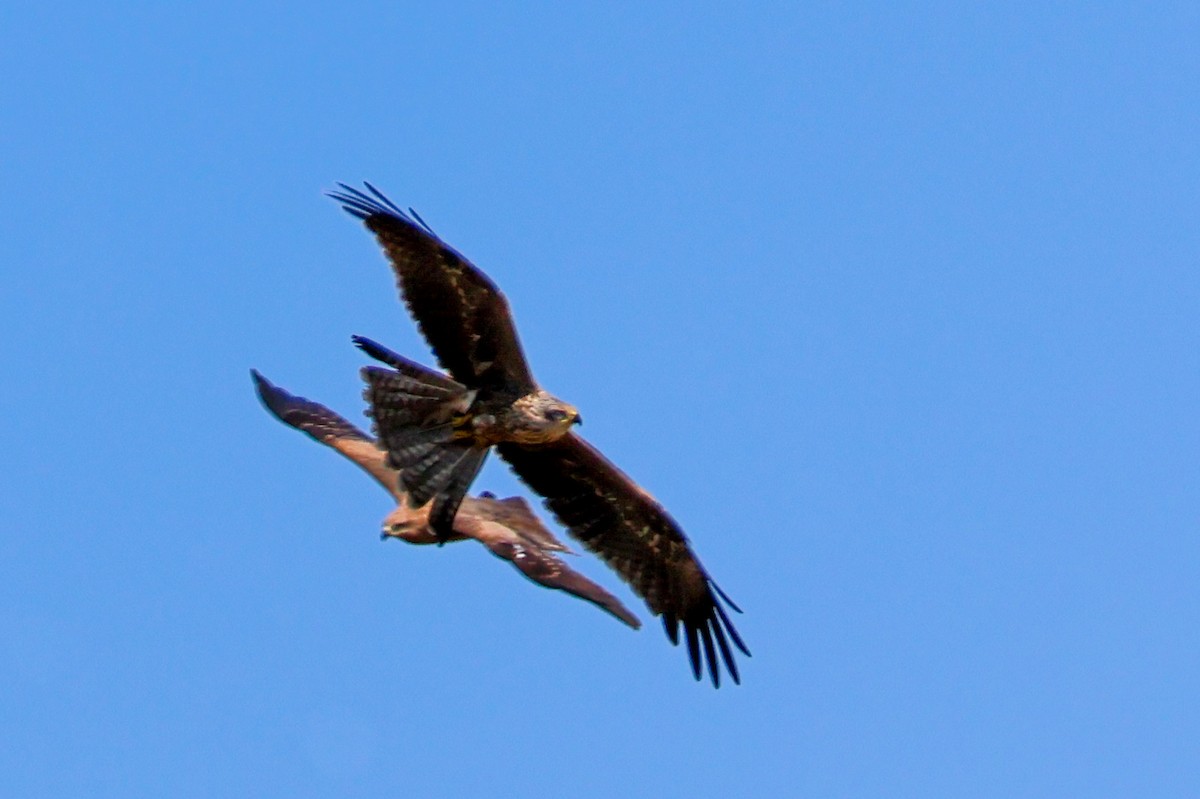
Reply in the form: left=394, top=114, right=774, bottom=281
left=329, top=183, right=750, bottom=686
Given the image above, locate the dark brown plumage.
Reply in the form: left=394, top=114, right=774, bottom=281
left=251, top=369, right=641, bottom=629
left=331, top=187, right=580, bottom=544
left=330, top=182, right=750, bottom=686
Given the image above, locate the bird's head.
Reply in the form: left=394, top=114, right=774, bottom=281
left=381, top=506, right=435, bottom=544
left=541, top=401, right=582, bottom=428
left=525, top=391, right=582, bottom=437
left=516, top=386, right=585, bottom=439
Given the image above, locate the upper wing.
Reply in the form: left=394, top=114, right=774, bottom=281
left=457, top=495, right=642, bottom=630
left=252, top=369, right=402, bottom=501
left=329, top=183, right=536, bottom=394
left=498, top=433, right=750, bottom=687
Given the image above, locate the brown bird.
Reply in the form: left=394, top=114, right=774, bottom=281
left=251, top=369, right=641, bottom=629
left=329, top=183, right=749, bottom=686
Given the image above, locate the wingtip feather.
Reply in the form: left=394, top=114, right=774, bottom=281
left=710, top=580, right=744, bottom=614
left=327, top=181, right=420, bottom=228
left=662, top=613, right=680, bottom=646
left=251, top=369, right=293, bottom=420
left=363, top=181, right=407, bottom=217
left=685, top=626, right=702, bottom=681
left=711, top=617, right=741, bottom=685
left=713, top=599, right=751, bottom=658
left=701, top=625, right=719, bottom=688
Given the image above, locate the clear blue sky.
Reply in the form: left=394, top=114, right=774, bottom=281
left=2, top=3, right=1197, bottom=796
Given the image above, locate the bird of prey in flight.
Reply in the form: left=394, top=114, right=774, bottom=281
left=329, top=182, right=750, bottom=686
left=251, top=369, right=641, bottom=629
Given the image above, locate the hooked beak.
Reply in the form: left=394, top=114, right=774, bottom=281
left=573, top=412, right=583, bottom=426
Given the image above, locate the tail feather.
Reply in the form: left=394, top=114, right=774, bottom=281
left=362, top=366, right=472, bottom=432
left=397, top=441, right=450, bottom=492
left=378, top=424, right=456, bottom=470
left=353, top=335, right=464, bottom=391
left=367, top=368, right=459, bottom=401
left=428, top=448, right=489, bottom=539
left=403, top=442, right=475, bottom=508
left=356, top=341, right=488, bottom=537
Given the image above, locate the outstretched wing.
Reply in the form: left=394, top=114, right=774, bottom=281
left=474, top=492, right=574, bottom=555
left=252, top=369, right=401, bottom=500
left=499, top=433, right=750, bottom=687
left=329, top=183, right=535, bottom=394
left=456, top=496, right=642, bottom=630
left=252, top=371, right=638, bottom=627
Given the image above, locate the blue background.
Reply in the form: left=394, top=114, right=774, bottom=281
left=3, top=3, right=1197, bottom=796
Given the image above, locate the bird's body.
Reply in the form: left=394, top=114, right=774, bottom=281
left=329, top=182, right=750, bottom=686
left=350, top=334, right=579, bottom=537
left=359, top=337, right=578, bottom=448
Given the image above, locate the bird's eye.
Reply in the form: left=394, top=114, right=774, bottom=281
left=544, top=408, right=568, bottom=422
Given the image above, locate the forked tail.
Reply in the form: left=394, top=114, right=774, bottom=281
left=356, top=335, right=487, bottom=541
